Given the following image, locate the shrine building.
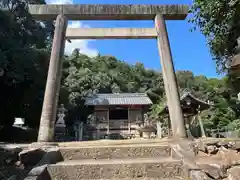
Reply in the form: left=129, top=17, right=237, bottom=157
left=84, top=93, right=152, bottom=139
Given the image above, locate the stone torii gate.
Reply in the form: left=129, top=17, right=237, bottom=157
left=28, top=4, right=189, bottom=142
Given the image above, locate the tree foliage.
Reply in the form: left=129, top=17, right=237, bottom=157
left=61, top=49, right=240, bottom=131
left=0, top=0, right=52, bottom=127
left=60, top=49, right=165, bottom=125
left=190, top=0, right=240, bottom=73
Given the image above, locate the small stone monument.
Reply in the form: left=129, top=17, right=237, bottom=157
left=74, top=121, right=83, bottom=141
left=135, top=116, right=142, bottom=138
left=137, top=113, right=156, bottom=139
left=55, top=104, right=67, bottom=142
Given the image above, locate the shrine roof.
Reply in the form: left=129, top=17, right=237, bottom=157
left=85, top=93, right=152, bottom=106
left=180, top=91, right=213, bottom=106
left=159, top=90, right=214, bottom=115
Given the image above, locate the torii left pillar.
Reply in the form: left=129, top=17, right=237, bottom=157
left=38, top=14, right=68, bottom=142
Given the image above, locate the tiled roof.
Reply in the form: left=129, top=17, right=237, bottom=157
left=180, top=91, right=214, bottom=106
left=159, top=90, right=213, bottom=114
left=85, top=93, right=152, bottom=105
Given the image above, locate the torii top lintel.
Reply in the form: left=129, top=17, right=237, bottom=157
left=28, top=4, right=189, bottom=21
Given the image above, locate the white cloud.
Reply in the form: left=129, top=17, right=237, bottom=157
left=46, top=0, right=73, bottom=4
left=46, top=0, right=98, bottom=57
left=65, top=22, right=98, bottom=57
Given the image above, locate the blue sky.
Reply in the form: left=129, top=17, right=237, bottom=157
left=50, top=0, right=219, bottom=78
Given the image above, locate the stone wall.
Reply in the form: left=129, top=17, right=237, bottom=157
left=171, top=139, right=240, bottom=180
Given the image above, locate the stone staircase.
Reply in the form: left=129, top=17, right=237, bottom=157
left=46, top=142, right=185, bottom=180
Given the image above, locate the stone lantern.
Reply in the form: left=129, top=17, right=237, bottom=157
left=55, top=104, right=67, bottom=142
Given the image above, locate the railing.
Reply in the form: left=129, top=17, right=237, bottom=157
left=108, top=119, right=129, bottom=128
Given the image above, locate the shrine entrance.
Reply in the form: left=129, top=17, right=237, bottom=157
left=28, top=4, right=189, bottom=142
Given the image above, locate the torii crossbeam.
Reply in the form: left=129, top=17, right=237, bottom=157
left=66, top=28, right=157, bottom=39
left=28, top=4, right=189, bottom=142
left=28, top=4, right=188, bottom=20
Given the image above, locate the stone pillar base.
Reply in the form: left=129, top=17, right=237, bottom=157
left=55, top=127, right=66, bottom=142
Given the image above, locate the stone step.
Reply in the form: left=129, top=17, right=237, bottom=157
left=59, top=138, right=173, bottom=147
left=59, top=144, right=171, bottom=160
left=47, top=157, right=183, bottom=180
left=86, top=179, right=184, bottom=180
left=46, top=179, right=184, bottom=180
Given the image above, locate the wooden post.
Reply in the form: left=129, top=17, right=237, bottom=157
left=107, top=108, right=110, bottom=134
left=197, top=105, right=206, bottom=138
left=157, top=120, right=162, bottom=138
left=128, top=107, right=131, bottom=134
left=37, top=14, right=68, bottom=142
left=167, top=116, right=171, bottom=136
left=185, top=116, right=193, bottom=138
left=155, top=14, right=186, bottom=138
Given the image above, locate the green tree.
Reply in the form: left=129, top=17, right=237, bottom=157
left=61, top=49, right=165, bottom=126
left=61, top=50, right=239, bottom=134
left=190, top=0, right=240, bottom=73
left=0, top=0, right=52, bottom=127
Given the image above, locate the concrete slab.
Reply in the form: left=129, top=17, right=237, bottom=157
left=28, top=4, right=189, bottom=20
left=66, top=28, right=157, bottom=39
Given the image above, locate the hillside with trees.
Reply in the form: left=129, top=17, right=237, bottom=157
left=190, top=0, right=240, bottom=90
left=61, top=49, right=240, bottom=132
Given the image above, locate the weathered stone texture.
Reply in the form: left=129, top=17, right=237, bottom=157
left=47, top=158, right=183, bottom=180
left=19, top=148, right=45, bottom=166
left=196, top=162, right=226, bottom=179
left=193, top=139, right=240, bottom=179
left=190, top=170, right=212, bottom=180
left=28, top=4, right=189, bottom=20
left=37, top=14, right=67, bottom=142
left=227, top=166, right=240, bottom=180
left=24, top=148, right=62, bottom=180
left=60, top=145, right=171, bottom=160
left=66, top=28, right=157, bottom=39
left=0, top=147, right=32, bottom=179
left=155, top=13, right=186, bottom=138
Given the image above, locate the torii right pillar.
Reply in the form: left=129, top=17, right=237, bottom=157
left=155, top=14, right=187, bottom=138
